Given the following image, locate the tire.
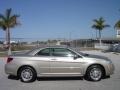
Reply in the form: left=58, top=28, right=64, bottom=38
left=18, top=66, right=37, bottom=83
left=85, top=65, right=103, bottom=81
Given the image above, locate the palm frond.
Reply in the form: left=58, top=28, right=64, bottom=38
left=103, top=25, right=110, bottom=28
left=6, top=8, right=12, bottom=20
left=0, top=8, right=20, bottom=29
left=114, top=20, right=120, bottom=29
left=92, top=17, right=110, bottom=31
left=0, top=14, right=6, bottom=20
left=0, top=21, right=7, bottom=30
left=9, top=15, right=20, bottom=27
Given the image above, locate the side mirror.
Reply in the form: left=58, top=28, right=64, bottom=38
left=73, top=55, right=81, bottom=60
left=73, top=55, right=78, bottom=60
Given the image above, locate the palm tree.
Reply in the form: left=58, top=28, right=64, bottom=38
left=92, top=17, right=110, bottom=46
left=115, top=20, right=120, bottom=38
left=0, top=8, right=20, bottom=55
left=114, top=20, right=120, bottom=29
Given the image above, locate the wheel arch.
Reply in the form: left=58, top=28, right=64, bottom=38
left=85, top=64, right=106, bottom=77
left=17, top=65, right=37, bottom=77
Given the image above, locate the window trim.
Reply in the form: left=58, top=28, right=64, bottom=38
left=51, top=48, right=79, bottom=57
left=35, top=48, right=51, bottom=56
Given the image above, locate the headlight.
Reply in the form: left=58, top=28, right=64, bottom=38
left=107, top=60, right=113, bottom=64
left=104, top=58, right=112, bottom=63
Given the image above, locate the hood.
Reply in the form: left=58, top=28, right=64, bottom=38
left=79, top=52, right=110, bottom=61
left=85, top=54, right=109, bottom=60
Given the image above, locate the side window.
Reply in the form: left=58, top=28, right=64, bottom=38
left=52, top=48, right=75, bottom=57
left=36, top=48, right=50, bottom=56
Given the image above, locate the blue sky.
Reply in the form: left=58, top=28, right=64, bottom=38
left=0, top=0, right=120, bottom=41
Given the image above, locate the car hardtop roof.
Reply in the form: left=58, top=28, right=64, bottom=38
left=26, top=45, right=71, bottom=55
left=36, top=45, right=70, bottom=49
left=26, top=46, right=80, bottom=55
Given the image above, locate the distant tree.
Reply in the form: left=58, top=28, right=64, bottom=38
left=0, top=8, right=20, bottom=55
left=92, top=17, right=110, bottom=45
left=114, top=20, right=120, bottom=30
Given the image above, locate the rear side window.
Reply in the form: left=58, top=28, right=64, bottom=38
left=36, top=48, right=50, bottom=56
left=52, top=48, right=75, bottom=57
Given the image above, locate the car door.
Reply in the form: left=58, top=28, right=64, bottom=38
left=35, top=48, right=52, bottom=75
left=49, top=48, right=84, bottom=75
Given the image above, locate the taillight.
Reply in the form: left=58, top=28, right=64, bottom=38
left=7, top=57, right=13, bottom=63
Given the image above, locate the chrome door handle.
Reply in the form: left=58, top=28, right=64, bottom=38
left=51, top=59, right=57, bottom=60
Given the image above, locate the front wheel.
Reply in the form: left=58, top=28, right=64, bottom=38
left=85, top=65, right=103, bottom=81
left=18, top=66, right=36, bottom=83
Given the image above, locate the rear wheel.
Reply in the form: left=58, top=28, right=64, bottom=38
left=18, top=66, right=36, bottom=83
left=85, top=65, right=103, bottom=81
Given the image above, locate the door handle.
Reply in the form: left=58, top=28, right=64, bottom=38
left=51, top=59, right=57, bottom=60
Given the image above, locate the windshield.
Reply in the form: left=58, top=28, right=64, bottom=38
left=68, top=47, right=89, bottom=57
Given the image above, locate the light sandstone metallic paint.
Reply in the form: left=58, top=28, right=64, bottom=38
left=5, top=47, right=114, bottom=78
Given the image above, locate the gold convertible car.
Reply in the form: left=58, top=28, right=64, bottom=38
left=5, top=46, right=114, bottom=83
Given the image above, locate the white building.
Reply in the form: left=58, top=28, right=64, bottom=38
left=117, top=29, right=120, bottom=38
left=3, top=41, right=16, bottom=44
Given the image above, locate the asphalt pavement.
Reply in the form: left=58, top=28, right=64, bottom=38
left=0, top=51, right=120, bottom=90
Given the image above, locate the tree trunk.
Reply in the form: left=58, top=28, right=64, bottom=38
left=5, top=29, right=8, bottom=45
left=99, top=30, right=102, bottom=46
left=96, top=30, right=98, bottom=40
left=7, top=27, right=11, bottom=55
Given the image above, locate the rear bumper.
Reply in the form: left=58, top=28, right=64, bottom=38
left=5, top=64, right=18, bottom=76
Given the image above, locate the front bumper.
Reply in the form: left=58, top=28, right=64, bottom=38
left=105, top=62, right=115, bottom=76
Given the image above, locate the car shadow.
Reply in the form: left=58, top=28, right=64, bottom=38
left=8, top=75, right=83, bottom=81
left=8, top=75, right=19, bottom=80
left=102, top=76, right=110, bottom=79
left=8, top=75, right=110, bottom=81
left=37, top=77, right=84, bottom=81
